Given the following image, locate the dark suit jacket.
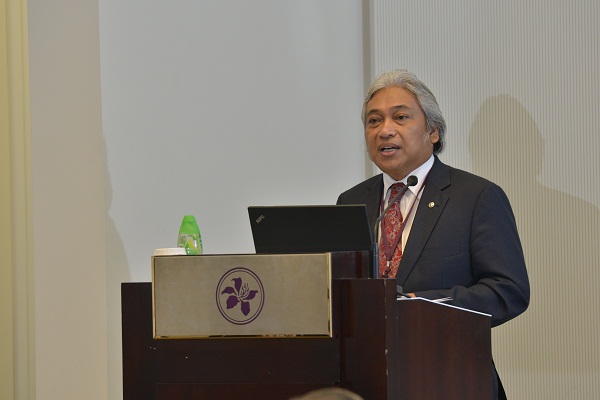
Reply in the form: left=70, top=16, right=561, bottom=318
left=337, top=156, right=530, bottom=327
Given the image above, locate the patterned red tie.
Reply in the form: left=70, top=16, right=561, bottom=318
left=379, top=182, right=406, bottom=278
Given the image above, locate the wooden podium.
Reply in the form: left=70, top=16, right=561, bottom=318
left=122, top=252, right=491, bottom=400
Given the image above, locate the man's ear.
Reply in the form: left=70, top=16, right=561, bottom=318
left=429, top=129, right=440, bottom=144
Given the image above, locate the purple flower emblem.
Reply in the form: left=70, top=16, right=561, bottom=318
left=221, top=277, right=259, bottom=316
left=216, top=267, right=264, bottom=325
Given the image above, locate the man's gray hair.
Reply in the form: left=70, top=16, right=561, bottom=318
left=290, top=387, right=364, bottom=400
left=361, top=69, right=446, bottom=154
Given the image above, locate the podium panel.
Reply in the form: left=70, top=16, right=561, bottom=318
left=396, top=299, right=492, bottom=399
left=153, top=253, right=332, bottom=338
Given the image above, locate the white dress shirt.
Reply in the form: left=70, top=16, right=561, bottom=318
left=380, top=155, right=435, bottom=252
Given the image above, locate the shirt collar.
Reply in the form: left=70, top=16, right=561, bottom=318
left=382, top=155, right=435, bottom=198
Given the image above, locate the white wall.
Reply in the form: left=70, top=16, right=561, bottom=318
left=99, top=0, right=366, bottom=277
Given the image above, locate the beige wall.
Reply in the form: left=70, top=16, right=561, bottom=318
left=28, top=0, right=108, bottom=399
left=2, top=1, right=33, bottom=399
left=1, top=2, right=16, bottom=398
left=370, top=1, right=600, bottom=398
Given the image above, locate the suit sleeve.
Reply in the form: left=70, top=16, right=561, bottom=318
left=414, top=184, right=530, bottom=327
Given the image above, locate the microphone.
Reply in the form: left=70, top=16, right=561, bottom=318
left=372, top=175, right=418, bottom=278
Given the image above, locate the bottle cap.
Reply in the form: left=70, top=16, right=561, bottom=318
left=179, top=215, right=200, bottom=234
left=153, top=247, right=186, bottom=256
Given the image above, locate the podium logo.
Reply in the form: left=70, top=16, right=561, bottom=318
left=216, top=268, right=265, bottom=325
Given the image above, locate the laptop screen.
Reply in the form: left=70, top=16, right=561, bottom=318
left=248, top=205, right=372, bottom=254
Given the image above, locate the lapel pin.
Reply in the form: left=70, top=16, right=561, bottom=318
left=428, top=202, right=435, bottom=208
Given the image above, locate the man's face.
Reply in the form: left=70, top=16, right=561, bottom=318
left=364, top=86, right=439, bottom=180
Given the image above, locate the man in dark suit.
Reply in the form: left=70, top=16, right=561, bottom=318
left=337, top=69, right=529, bottom=400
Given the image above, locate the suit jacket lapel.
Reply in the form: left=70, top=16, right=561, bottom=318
left=396, top=158, right=451, bottom=285
left=364, top=175, right=384, bottom=235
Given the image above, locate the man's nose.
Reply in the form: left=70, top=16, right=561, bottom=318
left=379, top=119, right=397, bottom=137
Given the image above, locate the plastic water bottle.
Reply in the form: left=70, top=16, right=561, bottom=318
left=177, top=215, right=203, bottom=255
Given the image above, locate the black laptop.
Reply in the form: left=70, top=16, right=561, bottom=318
left=248, top=205, right=372, bottom=254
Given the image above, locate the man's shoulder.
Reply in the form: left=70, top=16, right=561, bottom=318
left=433, top=158, right=497, bottom=189
left=337, top=174, right=382, bottom=204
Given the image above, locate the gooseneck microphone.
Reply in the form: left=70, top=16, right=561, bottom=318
left=372, top=175, right=418, bottom=278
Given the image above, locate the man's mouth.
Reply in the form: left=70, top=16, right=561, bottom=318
left=379, top=145, right=400, bottom=153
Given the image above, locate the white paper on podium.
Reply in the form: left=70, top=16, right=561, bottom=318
left=397, top=296, right=491, bottom=317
